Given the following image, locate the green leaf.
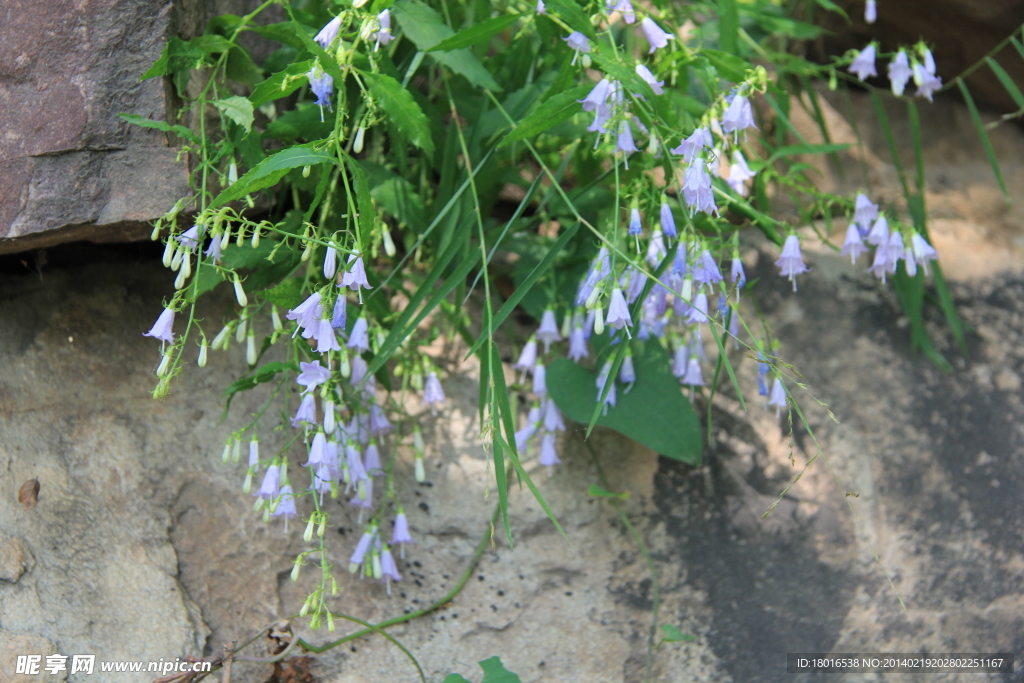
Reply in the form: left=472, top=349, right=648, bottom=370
left=957, top=80, right=1008, bottom=201
left=660, top=624, right=697, bottom=643
left=249, top=59, right=314, bottom=108
left=718, top=0, right=739, bottom=55
left=443, top=676, right=473, bottom=683
left=547, top=341, right=703, bottom=464
left=223, top=361, right=297, bottom=406
left=263, top=104, right=333, bottom=143
left=499, top=84, right=590, bottom=147
left=118, top=113, right=198, bottom=143
left=590, top=48, right=656, bottom=101
left=701, top=48, right=749, bottom=83
left=142, top=36, right=205, bottom=80
left=479, top=656, right=522, bottom=683
left=429, top=14, right=520, bottom=51
left=392, top=1, right=501, bottom=91
left=211, top=146, right=339, bottom=208
left=363, top=72, right=436, bottom=157
left=587, top=483, right=630, bottom=500
left=543, top=0, right=596, bottom=40
left=212, top=96, right=254, bottom=133
left=360, top=161, right=428, bottom=227
left=987, top=58, right=1024, bottom=109
left=256, top=277, right=303, bottom=310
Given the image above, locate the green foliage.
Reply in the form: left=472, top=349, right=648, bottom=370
left=548, top=341, right=703, bottom=465
left=444, top=656, right=521, bottom=683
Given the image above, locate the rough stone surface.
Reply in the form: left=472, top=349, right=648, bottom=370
left=1, top=98, right=1023, bottom=683
left=0, top=0, right=195, bottom=254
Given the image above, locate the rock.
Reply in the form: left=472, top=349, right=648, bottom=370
left=0, top=534, right=32, bottom=583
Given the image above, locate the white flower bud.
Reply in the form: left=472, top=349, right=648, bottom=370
left=220, top=224, right=232, bottom=250
left=413, top=428, right=425, bottom=454
left=235, top=318, right=247, bottom=343
left=170, top=245, right=184, bottom=271
left=271, top=305, right=283, bottom=331
left=173, top=263, right=188, bottom=290
left=236, top=227, right=245, bottom=248
left=246, top=330, right=257, bottom=365
left=372, top=553, right=382, bottom=579
left=582, top=54, right=592, bottom=69
left=326, top=611, right=336, bottom=633
left=324, top=401, right=336, bottom=433
left=382, top=226, right=396, bottom=257
left=151, top=225, right=162, bottom=241
left=162, top=239, right=174, bottom=267
left=303, top=516, right=315, bottom=542
left=233, top=276, right=248, bottom=307
left=290, top=558, right=301, bottom=581
left=231, top=439, right=241, bottom=463
left=251, top=228, right=260, bottom=248
left=593, top=306, right=605, bottom=335
left=213, top=324, right=231, bottom=350
left=560, top=312, right=572, bottom=339
left=299, top=597, right=311, bottom=617
left=242, top=470, right=252, bottom=494
left=157, top=351, right=172, bottom=377
left=301, top=240, right=313, bottom=261
left=415, top=455, right=425, bottom=483
left=353, top=126, right=365, bottom=154
left=585, top=286, right=601, bottom=309
left=198, top=338, right=208, bottom=367
left=222, top=442, right=233, bottom=463
left=228, top=161, right=238, bottom=185
left=302, top=165, right=311, bottom=178
left=317, top=517, right=326, bottom=538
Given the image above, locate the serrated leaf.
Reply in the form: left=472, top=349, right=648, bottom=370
left=499, top=84, right=590, bottom=147
left=547, top=341, right=702, bottom=465
left=344, top=155, right=375, bottom=248
left=590, top=49, right=656, bottom=101
left=363, top=72, right=435, bottom=156
left=118, top=113, right=198, bottom=143
left=249, top=59, right=313, bottom=108
left=393, top=1, right=501, bottom=91
left=257, top=278, right=304, bottom=310
left=223, top=361, right=298, bottom=408
left=700, top=48, right=749, bottom=82
left=429, top=14, right=520, bottom=51
left=213, top=96, right=254, bottom=133
left=211, top=146, right=339, bottom=208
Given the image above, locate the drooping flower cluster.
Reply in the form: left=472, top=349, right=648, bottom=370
left=849, top=42, right=942, bottom=102
left=841, top=193, right=938, bottom=283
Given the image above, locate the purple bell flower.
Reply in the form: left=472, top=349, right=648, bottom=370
left=768, top=377, right=787, bottom=415
left=683, top=159, right=717, bottom=216
left=686, top=291, right=709, bottom=325
left=617, top=120, right=639, bottom=167
left=775, top=235, right=810, bottom=291
left=423, top=372, right=445, bottom=413
left=349, top=526, right=376, bottom=567
left=910, top=233, right=938, bottom=275
left=722, top=95, right=757, bottom=137
left=543, top=398, right=566, bottom=432
left=315, top=16, right=342, bottom=48
left=853, top=193, right=879, bottom=236
left=730, top=257, right=747, bottom=292
left=315, top=318, right=341, bottom=353
left=380, top=546, right=401, bottom=587
left=539, top=432, right=561, bottom=467
left=347, top=316, right=370, bottom=352
left=606, top=288, right=633, bottom=330
left=392, top=511, right=413, bottom=545
left=368, top=403, right=393, bottom=435
left=373, top=10, right=394, bottom=51
left=255, top=464, right=281, bottom=500
left=693, top=249, right=723, bottom=287
left=533, top=361, right=547, bottom=396
left=331, top=295, right=347, bottom=330
left=757, top=355, right=771, bottom=396
left=307, top=68, right=334, bottom=110
left=340, top=255, right=372, bottom=302
left=364, top=442, right=382, bottom=476
left=888, top=51, right=913, bottom=96
left=350, top=354, right=368, bottom=386
left=564, top=31, right=591, bottom=64
left=323, top=246, right=338, bottom=279
left=291, top=393, right=318, bottom=427
left=271, top=485, right=298, bottom=523
left=346, top=443, right=368, bottom=482
left=287, top=292, right=323, bottom=336
left=619, top=352, right=636, bottom=383
left=660, top=202, right=677, bottom=238
left=727, top=150, right=755, bottom=196
left=671, top=127, right=712, bottom=162
left=885, top=231, right=904, bottom=275
left=628, top=208, right=642, bottom=236
left=579, top=79, right=612, bottom=112
left=671, top=345, right=688, bottom=377
left=515, top=338, right=538, bottom=378
left=635, top=65, right=664, bottom=95
left=144, top=308, right=176, bottom=344
left=537, top=310, right=562, bottom=352
left=640, top=17, right=672, bottom=53
left=866, top=215, right=889, bottom=246
left=568, top=322, right=589, bottom=361
left=176, top=225, right=200, bottom=251
left=849, top=45, right=877, bottom=81
left=864, top=0, right=876, bottom=24
left=304, top=432, right=328, bottom=468
left=841, top=224, right=868, bottom=264
left=913, top=64, right=942, bottom=102
left=297, top=360, right=331, bottom=389
left=536, top=0, right=546, bottom=13
left=204, top=237, right=222, bottom=263
left=681, top=357, right=704, bottom=387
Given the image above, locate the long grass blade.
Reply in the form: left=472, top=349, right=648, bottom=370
left=957, top=79, right=1009, bottom=201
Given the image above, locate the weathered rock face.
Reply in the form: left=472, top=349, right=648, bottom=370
left=0, top=0, right=195, bottom=254
left=821, top=0, right=1024, bottom=112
